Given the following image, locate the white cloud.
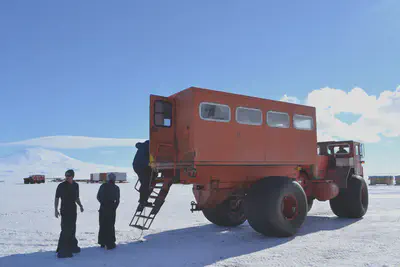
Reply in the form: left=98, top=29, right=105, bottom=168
left=0, top=136, right=147, bottom=149
left=283, top=86, right=400, bottom=143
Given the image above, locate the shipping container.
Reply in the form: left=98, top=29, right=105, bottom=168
left=395, top=175, right=400, bottom=185
left=100, top=173, right=107, bottom=182
left=89, top=172, right=127, bottom=183
left=112, top=172, right=127, bottom=182
left=369, top=176, right=394, bottom=185
left=91, top=173, right=100, bottom=181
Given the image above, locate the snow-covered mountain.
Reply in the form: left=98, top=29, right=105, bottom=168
left=0, top=147, right=136, bottom=182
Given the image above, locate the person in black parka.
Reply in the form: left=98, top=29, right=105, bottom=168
left=132, top=140, right=155, bottom=208
left=97, top=172, right=120, bottom=250
left=55, top=169, right=84, bottom=258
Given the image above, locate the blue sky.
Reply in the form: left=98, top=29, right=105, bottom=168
left=0, top=1, right=399, bottom=175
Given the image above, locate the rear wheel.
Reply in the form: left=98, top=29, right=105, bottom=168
left=330, top=175, right=368, bottom=218
left=244, top=176, right=308, bottom=237
left=202, top=196, right=247, bottom=227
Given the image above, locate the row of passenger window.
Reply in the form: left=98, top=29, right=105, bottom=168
left=199, top=102, right=314, bottom=130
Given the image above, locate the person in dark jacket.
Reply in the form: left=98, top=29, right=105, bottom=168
left=337, top=146, right=348, bottom=154
left=55, top=169, right=84, bottom=258
left=132, top=140, right=154, bottom=209
left=97, top=172, right=120, bottom=250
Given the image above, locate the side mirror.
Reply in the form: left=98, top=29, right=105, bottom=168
left=360, top=144, right=365, bottom=158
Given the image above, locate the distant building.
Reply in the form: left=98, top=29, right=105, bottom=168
left=395, top=175, right=400, bottom=186
left=89, top=172, right=127, bottom=183
left=369, top=176, right=394, bottom=185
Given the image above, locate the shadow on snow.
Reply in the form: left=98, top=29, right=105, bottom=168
left=0, top=215, right=362, bottom=267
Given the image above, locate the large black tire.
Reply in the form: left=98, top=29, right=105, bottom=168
left=330, top=175, right=368, bottom=218
left=244, top=176, right=308, bottom=237
left=202, top=196, right=247, bottom=227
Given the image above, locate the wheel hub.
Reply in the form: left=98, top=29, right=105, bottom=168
left=228, top=198, right=245, bottom=220
left=282, top=194, right=298, bottom=220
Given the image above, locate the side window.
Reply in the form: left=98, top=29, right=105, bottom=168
left=318, top=145, right=329, bottom=156
left=328, top=144, right=350, bottom=155
left=236, top=107, right=262, bottom=125
left=154, top=100, right=172, bottom=127
left=355, top=144, right=359, bottom=156
left=293, top=114, right=314, bottom=130
left=266, top=111, right=290, bottom=128
left=199, top=102, right=231, bottom=122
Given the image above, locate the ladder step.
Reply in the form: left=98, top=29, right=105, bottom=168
left=131, top=225, right=149, bottom=230
left=135, top=215, right=154, bottom=219
left=129, top=178, right=173, bottom=232
left=137, top=202, right=155, bottom=208
left=136, top=204, right=154, bottom=212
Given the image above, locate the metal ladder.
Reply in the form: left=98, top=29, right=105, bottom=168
left=129, top=174, right=173, bottom=231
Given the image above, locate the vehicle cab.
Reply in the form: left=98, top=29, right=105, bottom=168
left=317, top=140, right=365, bottom=187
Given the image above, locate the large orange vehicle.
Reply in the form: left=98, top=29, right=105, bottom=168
left=130, top=87, right=368, bottom=237
left=23, top=175, right=45, bottom=184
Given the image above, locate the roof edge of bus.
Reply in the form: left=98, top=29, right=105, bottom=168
left=317, top=140, right=362, bottom=144
left=168, top=86, right=315, bottom=109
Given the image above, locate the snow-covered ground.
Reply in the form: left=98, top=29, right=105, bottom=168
left=0, top=182, right=399, bottom=267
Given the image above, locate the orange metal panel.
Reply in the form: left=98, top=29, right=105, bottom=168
left=190, top=87, right=317, bottom=165
left=100, top=173, right=107, bottom=181
left=316, top=155, right=329, bottom=179
left=151, top=86, right=317, bottom=187
left=192, top=165, right=299, bottom=184
left=311, top=181, right=339, bottom=201
left=173, top=89, right=195, bottom=163
left=149, top=95, right=176, bottom=164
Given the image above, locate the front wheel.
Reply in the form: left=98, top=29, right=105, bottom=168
left=202, top=196, right=247, bottom=227
left=330, top=175, right=368, bottom=218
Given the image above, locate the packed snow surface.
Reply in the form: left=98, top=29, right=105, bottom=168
left=0, top=182, right=399, bottom=267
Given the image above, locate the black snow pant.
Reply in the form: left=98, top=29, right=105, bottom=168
left=135, top=167, right=153, bottom=204
left=98, top=206, right=116, bottom=246
left=56, top=210, right=78, bottom=254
